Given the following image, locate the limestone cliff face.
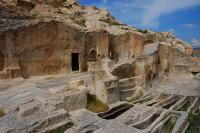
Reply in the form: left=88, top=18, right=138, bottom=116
left=0, top=20, right=110, bottom=78
left=0, top=0, right=194, bottom=79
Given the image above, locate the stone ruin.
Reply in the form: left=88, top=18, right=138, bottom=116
left=0, top=0, right=200, bottom=133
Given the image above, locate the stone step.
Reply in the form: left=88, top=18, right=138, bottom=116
left=40, top=119, right=73, bottom=133
left=119, top=84, right=136, bottom=91
left=119, top=76, right=142, bottom=87
left=120, top=88, right=136, bottom=101
left=29, top=109, right=71, bottom=132
left=132, top=95, right=153, bottom=104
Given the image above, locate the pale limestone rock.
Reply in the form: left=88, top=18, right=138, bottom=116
left=143, top=43, right=159, bottom=56
left=68, top=80, right=84, bottom=89
left=18, top=100, right=40, bottom=117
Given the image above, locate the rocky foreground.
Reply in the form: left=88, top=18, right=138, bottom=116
left=0, top=0, right=200, bottom=133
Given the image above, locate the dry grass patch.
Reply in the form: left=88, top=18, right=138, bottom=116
left=100, top=17, right=120, bottom=26
left=0, top=108, right=5, bottom=117
left=74, top=16, right=86, bottom=27
left=158, top=94, right=168, bottom=101
left=86, top=94, right=109, bottom=113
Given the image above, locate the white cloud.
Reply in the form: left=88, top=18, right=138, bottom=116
left=142, top=0, right=200, bottom=28
left=103, top=0, right=200, bottom=28
left=182, top=24, right=196, bottom=28
left=168, top=28, right=175, bottom=34
left=191, top=39, right=200, bottom=48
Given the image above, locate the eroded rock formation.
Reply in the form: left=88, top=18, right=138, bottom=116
left=0, top=0, right=200, bottom=133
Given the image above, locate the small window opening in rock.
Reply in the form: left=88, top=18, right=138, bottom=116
left=109, top=51, right=115, bottom=60
left=71, top=53, right=79, bottom=71
left=0, top=52, right=4, bottom=71
left=89, top=50, right=97, bottom=61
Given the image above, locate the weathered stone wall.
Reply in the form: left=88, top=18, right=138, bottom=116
left=111, top=63, right=136, bottom=79
left=134, top=56, right=158, bottom=86
left=0, top=20, right=111, bottom=78
left=10, top=20, right=88, bottom=78
left=109, top=33, right=144, bottom=61
left=90, top=70, right=119, bottom=104
left=144, top=54, right=159, bottom=84
left=130, top=33, right=144, bottom=57
left=134, top=42, right=193, bottom=85
left=158, top=43, right=193, bottom=79
left=86, top=30, right=109, bottom=61
left=157, top=44, right=174, bottom=79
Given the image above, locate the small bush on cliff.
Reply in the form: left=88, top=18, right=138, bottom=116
left=135, top=29, right=148, bottom=34
left=100, top=17, right=120, bottom=26
left=74, top=16, right=86, bottom=27
left=86, top=94, right=109, bottom=113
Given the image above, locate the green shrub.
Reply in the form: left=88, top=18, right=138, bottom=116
left=162, top=116, right=178, bottom=133
left=74, top=16, right=86, bottom=27
left=186, top=112, right=200, bottom=133
left=135, top=29, right=148, bottom=34
left=0, top=108, right=5, bottom=117
left=86, top=94, right=109, bottom=113
left=100, top=17, right=120, bottom=26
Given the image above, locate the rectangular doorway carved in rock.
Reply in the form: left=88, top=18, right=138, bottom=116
left=71, top=53, right=79, bottom=71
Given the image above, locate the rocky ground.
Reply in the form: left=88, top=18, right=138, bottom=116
left=0, top=73, right=200, bottom=133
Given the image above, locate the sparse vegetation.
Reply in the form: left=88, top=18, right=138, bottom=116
left=127, top=89, right=143, bottom=102
left=72, top=12, right=86, bottom=27
left=158, top=94, right=168, bottom=101
left=0, top=108, right=5, bottom=117
left=74, top=16, right=86, bottom=27
left=100, top=17, right=121, bottom=26
left=162, top=116, right=178, bottom=133
left=135, top=29, right=148, bottom=34
left=178, top=98, right=194, bottom=112
left=86, top=94, right=109, bottom=113
left=36, top=14, right=53, bottom=20
left=186, top=111, right=200, bottom=133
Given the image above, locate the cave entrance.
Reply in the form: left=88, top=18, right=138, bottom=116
left=71, top=53, right=79, bottom=71
left=0, top=52, right=4, bottom=71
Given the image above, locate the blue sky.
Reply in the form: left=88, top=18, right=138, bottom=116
left=78, top=0, right=200, bottom=48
